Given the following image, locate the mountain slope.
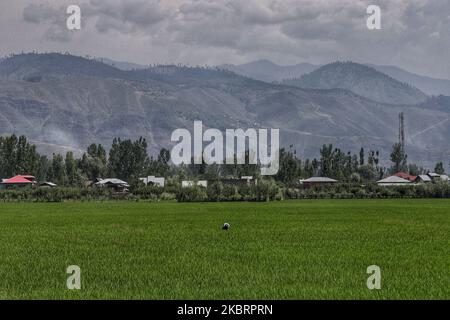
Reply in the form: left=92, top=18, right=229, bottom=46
left=99, top=57, right=148, bottom=71
left=0, top=53, right=448, bottom=169
left=368, top=64, right=450, bottom=96
left=220, top=59, right=318, bottom=83
left=0, top=53, right=126, bottom=81
left=282, top=62, right=428, bottom=105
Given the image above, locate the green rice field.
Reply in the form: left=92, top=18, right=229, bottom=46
left=0, top=199, right=448, bottom=299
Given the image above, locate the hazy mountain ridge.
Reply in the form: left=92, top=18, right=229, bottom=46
left=223, top=59, right=450, bottom=97
left=0, top=53, right=125, bottom=81
left=220, top=59, right=318, bottom=83
left=98, top=57, right=148, bottom=71
left=0, top=53, right=448, bottom=168
left=368, top=64, right=450, bottom=96
left=282, top=62, right=428, bottom=105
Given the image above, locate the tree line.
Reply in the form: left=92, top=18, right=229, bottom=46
left=0, top=134, right=447, bottom=186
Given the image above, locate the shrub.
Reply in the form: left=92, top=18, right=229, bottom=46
left=254, top=179, right=280, bottom=201
left=175, top=186, right=207, bottom=202
left=206, top=181, right=223, bottom=201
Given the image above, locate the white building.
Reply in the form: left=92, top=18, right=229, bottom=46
left=181, top=180, right=208, bottom=188
left=426, top=173, right=449, bottom=183
left=139, top=176, right=165, bottom=187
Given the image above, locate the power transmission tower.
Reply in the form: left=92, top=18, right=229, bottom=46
left=398, top=112, right=405, bottom=152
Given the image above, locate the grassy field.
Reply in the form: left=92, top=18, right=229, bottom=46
left=0, top=199, right=448, bottom=299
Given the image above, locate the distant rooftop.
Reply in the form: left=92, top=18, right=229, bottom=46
left=394, top=172, right=417, bottom=182
left=377, top=176, right=411, bottom=184
left=417, top=175, right=432, bottom=182
left=1, top=175, right=36, bottom=184
left=428, top=172, right=441, bottom=177
left=95, top=178, right=129, bottom=186
left=301, top=177, right=337, bottom=183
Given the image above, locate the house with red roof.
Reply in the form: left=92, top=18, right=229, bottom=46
left=393, top=172, right=417, bottom=182
left=0, top=175, right=37, bottom=189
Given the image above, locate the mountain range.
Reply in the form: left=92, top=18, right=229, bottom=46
left=0, top=53, right=449, bottom=169
left=221, top=60, right=450, bottom=97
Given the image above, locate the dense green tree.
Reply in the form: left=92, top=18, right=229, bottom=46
left=434, top=162, right=445, bottom=174
left=408, top=163, right=424, bottom=176
left=50, top=153, right=67, bottom=185
left=359, top=147, right=365, bottom=166
left=0, top=135, right=41, bottom=178
left=276, top=148, right=300, bottom=185
left=367, top=150, right=379, bottom=167
left=319, top=144, right=333, bottom=177
left=390, top=143, right=407, bottom=173
left=108, top=137, right=149, bottom=181
left=79, top=143, right=107, bottom=180
left=65, top=151, right=82, bottom=186
left=358, top=164, right=378, bottom=181
left=146, top=148, right=171, bottom=177
left=35, top=155, right=51, bottom=182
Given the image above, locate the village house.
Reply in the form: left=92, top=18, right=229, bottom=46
left=39, top=182, right=57, bottom=188
left=139, top=176, right=165, bottom=187
left=95, top=178, right=130, bottom=192
left=219, top=176, right=257, bottom=187
left=427, top=172, right=442, bottom=181
left=299, top=177, right=338, bottom=189
left=415, top=175, right=432, bottom=183
left=377, top=176, right=412, bottom=186
left=0, top=175, right=37, bottom=189
left=241, top=176, right=257, bottom=186
left=420, top=173, right=449, bottom=183
left=393, top=172, right=417, bottom=182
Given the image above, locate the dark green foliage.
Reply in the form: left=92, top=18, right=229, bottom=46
left=0, top=187, right=113, bottom=202
left=282, top=182, right=450, bottom=200
left=0, top=135, right=42, bottom=178
left=275, top=148, right=301, bottom=185
left=146, top=148, right=171, bottom=177
left=206, top=181, right=223, bottom=202
left=79, top=144, right=107, bottom=181
left=50, top=153, right=67, bottom=186
left=108, top=137, right=149, bottom=181
left=0, top=134, right=448, bottom=203
left=434, top=162, right=445, bottom=174
left=175, top=186, right=208, bottom=202
left=390, top=142, right=408, bottom=173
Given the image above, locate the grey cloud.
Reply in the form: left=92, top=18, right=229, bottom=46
left=15, top=0, right=450, bottom=78
left=87, top=0, right=169, bottom=33
left=23, top=3, right=74, bottom=42
left=44, top=24, right=73, bottom=42
left=23, top=3, right=59, bottom=24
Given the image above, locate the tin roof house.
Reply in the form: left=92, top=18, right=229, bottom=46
left=377, top=176, right=412, bottom=186
left=95, top=178, right=130, bottom=192
left=299, top=177, right=338, bottom=189
left=415, top=175, right=432, bottom=183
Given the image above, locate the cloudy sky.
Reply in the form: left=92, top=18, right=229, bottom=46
left=1, top=0, right=449, bottom=79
